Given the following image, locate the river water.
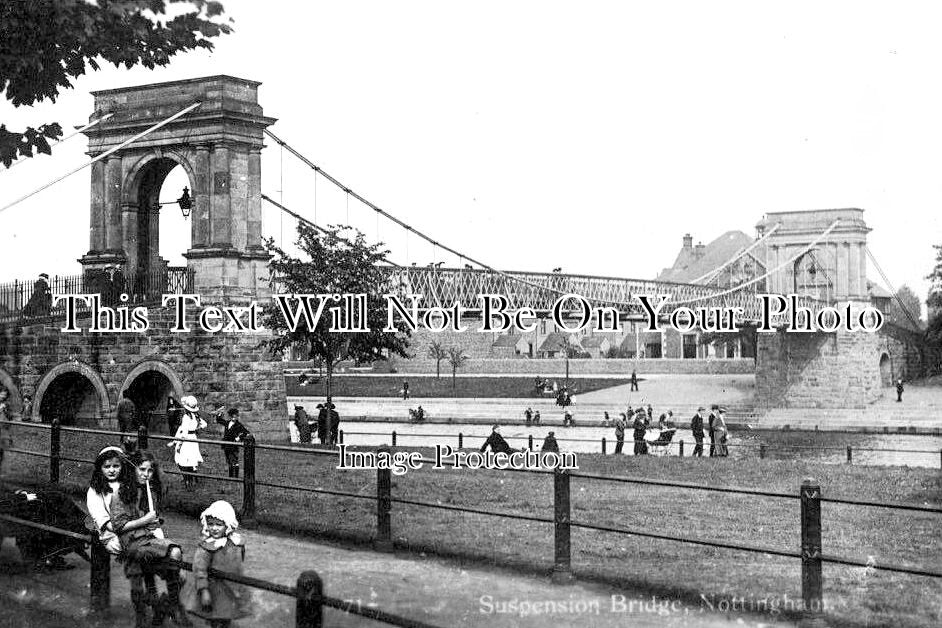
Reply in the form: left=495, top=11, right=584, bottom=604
left=337, top=422, right=942, bottom=469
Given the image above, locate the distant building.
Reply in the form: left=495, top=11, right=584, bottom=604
left=492, top=333, right=529, bottom=358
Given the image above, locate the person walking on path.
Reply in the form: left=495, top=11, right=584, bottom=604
left=632, top=410, right=648, bottom=455
left=708, top=405, right=717, bottom=457
left=630, top=369, right=639, bottom=391
left=402, top=381, right=410, bottom=400
left=171, top=396, right=206, bottom=491
left=217, top=408, right=250, bottom=478
left=116, top=390, right=139, bottom=453
left=896, top=379, right=904, bottom=402
left=614, top=413, right=627, bottom=454
left=328, top=403, right=340, bottom=446
left=713, top=407, right=729, bottom=457
left=294, top=406, right=311, bottom=444
left=691, top=406, right=705, bottom=457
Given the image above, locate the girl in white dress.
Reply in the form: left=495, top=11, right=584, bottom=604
left=170, top=395, right=207, bottom=491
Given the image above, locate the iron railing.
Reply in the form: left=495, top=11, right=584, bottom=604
left=0, top=267, right=193, bottom=326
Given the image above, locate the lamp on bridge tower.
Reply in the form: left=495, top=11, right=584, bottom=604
left=155, top=186, right=193, bottom=218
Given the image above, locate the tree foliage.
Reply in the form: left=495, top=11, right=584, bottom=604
left=0, top=0, right=232, bottom=167
left=926, top=245, right=942, bottom=372
left=886, top=285, right=923, bottom=330
left=262, top=224, right=412, bottom=403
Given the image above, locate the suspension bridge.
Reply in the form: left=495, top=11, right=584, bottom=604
left=0, top=75, right=924, bottom=434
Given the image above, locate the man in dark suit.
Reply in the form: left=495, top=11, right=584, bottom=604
left=218, top=408, right=251, bottom=478
left=480, top=425, right=514, bottom=455
left=708, top=405, right=718, bottom=457
left=691, top=406, right=705, bottom=457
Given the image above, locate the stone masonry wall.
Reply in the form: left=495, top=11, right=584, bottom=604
left=0, top=307, right=287, bottom=440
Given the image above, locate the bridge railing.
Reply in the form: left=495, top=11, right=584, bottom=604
left=0, top=267, right=193, bottom=326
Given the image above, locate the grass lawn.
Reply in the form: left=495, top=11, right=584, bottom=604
left=285, top=375, right=630, bottom=398
left=3, top=423, right=940, bottom=628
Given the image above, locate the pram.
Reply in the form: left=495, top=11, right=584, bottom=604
left=0, top=488, right=90, bottom=568
left=647, top=429, right=676, bottom=456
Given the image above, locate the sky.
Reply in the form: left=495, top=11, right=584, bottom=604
left=2, top=1, right=941, bottom=316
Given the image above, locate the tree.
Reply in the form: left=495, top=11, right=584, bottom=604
left=262, top=223, right=412, bottom=407
left=446, top=347, right=469, bottom=396
left=926, top=245, right=942, bottom=373
left=886, top=285, right=924, bottom=330
left=0, top=0, right=232, bottom=167
left=427, top=341, right=447, bottom=379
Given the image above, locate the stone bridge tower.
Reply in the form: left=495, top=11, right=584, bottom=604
left=755, top=209, right=884, bottom=409
left=0, top=76, right=286, bottom=439
left=80, top=75, right=275, bottom=301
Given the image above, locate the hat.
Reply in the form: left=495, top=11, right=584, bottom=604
left=718, top=406, right=727, bottom=413
left=697, top=406, right=706, bottom=411
left=492, top=424, right=500, bottom=432
left=181, top=395, right=199, bottom=412
left=39, top=273, right=49, bottom=280
left=547, top=431, right=555, bottom=436
left=200, top=500, right=240, bottom=538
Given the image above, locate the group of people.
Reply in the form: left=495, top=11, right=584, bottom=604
left=610, top=405, right=673, bottom=455
left=290, top=402, right=340, bottom=445
left=86, top=444, right=252, bottom=627
left=479, top=424, right=559, bottom=455
left=117, top=392, right=252, bottom=487
left=689, top=405, right=729, bottom=457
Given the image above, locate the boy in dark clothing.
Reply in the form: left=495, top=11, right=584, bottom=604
left=218, top=408, right=251, bottom=478
left=541, top=431, right=559, bottom=453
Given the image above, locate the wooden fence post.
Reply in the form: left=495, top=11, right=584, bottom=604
left=458, top=432, right=463, bottom=449
left=601, top=437, right=606, bottom=454
left=678, top=439, right=684, bottom=457
left=800, top=478, right=823, bottom=619
left=760, top=444, right=767, bottom=459
left=391, top=430, right=397, bottom=447
left=89, top=538, right=111, bottom=612
left=296, top=570, right=324, bottom=628
left=241, top=435, right=257, bottom=529
left=375, top=445, right=393, bottom=552
left=551, top=467, right=573, bottom=583
left=846, top=446, right=852, bottom=464
left=49, top=419, right=61, bottom=483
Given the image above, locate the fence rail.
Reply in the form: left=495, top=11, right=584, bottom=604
left=0, top=513, right=442, bottom=627
left=2, top=419, right=940, bottom=625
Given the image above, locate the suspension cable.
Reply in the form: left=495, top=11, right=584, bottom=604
left=692, top=224, right=781, bottom=284
left=261, top=194, right=402, bottom=267
left=264, top=128, right=840, bottom=311
left=866, top=247, right=922, bottom=330
left=671, top=219, right=842, bottom=305
left=0, top=102, right=201, bottom=215
left=3, top=113, right=115, bottom=171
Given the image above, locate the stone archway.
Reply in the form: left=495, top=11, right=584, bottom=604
left=121, top=360, right=184, bottom=434
left=0, top=366, right=21, bottom=417
left=34, top=362, right=110, bottom=426
left=122, top=150, right=198, bottom=281
left=879, top=353, right=893, bottom=387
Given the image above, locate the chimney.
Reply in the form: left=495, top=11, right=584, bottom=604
left=694, top=242, right=705, bottom=258
left=682, top=234, right=693, bottom=249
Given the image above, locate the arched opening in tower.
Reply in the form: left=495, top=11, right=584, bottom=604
left=39, top=373, right=99, bottom=426
left=125, top=370, right=176, bottom=435
left=134, top=158, right=192, bottom=281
